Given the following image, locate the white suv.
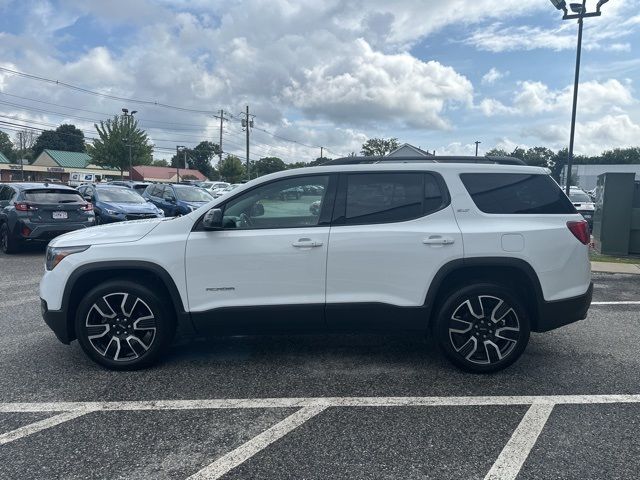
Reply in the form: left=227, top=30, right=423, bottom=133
left=40, top=159, right=592, bottom=373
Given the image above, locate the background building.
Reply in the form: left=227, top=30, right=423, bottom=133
left=561, top=164, right=640, bottom=191
left=130, top=165, right=206, bottom=183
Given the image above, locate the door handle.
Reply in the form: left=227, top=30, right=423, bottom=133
left=292, top=238, right=323, bottom=248
left=423, top=235, right=455, bottom=245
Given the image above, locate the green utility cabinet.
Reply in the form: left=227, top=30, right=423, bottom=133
left=592, top=173, right=635, bottom=256
left=630, top=181, right=640, bottom=255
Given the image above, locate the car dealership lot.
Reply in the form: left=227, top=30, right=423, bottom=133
left=1, top=251, right=639, bottom=479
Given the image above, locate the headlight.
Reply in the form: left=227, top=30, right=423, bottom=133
left=157, top=209, right=165, bottom=216
left=105, top=209, right=119, bottom=215
left=46, top=245, right=90, bottom=271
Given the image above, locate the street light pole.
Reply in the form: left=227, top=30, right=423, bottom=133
left=550, top=0, right=607, bottom=195
left=474, top=141, right=481, bottom=157
left=121, top=108, right=138, bottom=181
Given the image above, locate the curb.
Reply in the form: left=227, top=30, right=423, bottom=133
left=591, top=261, right=640, bottom=275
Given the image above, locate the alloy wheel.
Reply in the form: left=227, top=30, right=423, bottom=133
left=85, top=292, right=157, bottom=362
left=448, top=295, right=520, bottom=366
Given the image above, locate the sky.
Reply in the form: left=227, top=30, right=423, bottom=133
left=0, top=0, right=639, bottom=163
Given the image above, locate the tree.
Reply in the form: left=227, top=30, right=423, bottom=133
left=522, top=147, right=555, bottom=168
left=252, top=157, right=286, bottom=177
left=218, top=154, right=245, bottom=183
left=87, top=115, right=153, bottom=178
left=360, top=137, right=399, bottom=156
left=32, top=130, right=65, bottom=157
left=188, top=141, right=220, bottom=179
left=55, top=124, right=85, bottom=152
left=485, top=148, right=509, bottom=157
left=0, top=131, right=13, bottom=160
left=13, top=130, right=37, bottom=162
left=287, top=161, right=309, bottom=169
left=32, top=124, right=85, bottom=157
left=152, top=159, right=169, bottom=167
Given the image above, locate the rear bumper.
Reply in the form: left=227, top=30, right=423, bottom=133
left=534, top=282, right=593, bottom=332
left=41, top=298, right=72, bottom=344
left=18, top=221, right=93, bottom=242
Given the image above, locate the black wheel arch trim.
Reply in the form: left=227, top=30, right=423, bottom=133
left=51, top=261, right=190, bottom=343
left=423, top=256, right=589, bottom=332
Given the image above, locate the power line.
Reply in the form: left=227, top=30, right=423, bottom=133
left=0, top=68, right=345, bottom=156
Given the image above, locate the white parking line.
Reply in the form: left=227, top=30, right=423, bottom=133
left=484, top=403, right=554, bottom=480
left=591, top=301, right=640, bottom=305
left=187, top=406, right=326, bottom=480
left=1, top=394, right=640, bottom=413
left=0, top=410, right=91, bottom=446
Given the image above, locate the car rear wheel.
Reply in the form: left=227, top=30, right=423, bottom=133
left=0, top=223, right=20, bottom=254
left=75, top=280, right=176, bottom=370
left=434, top=283, right=530, bottom=373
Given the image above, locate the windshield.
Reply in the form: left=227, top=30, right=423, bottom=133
left=570, top=192, right=591, bottom=203
left=175, top=186, right=213, bottom=202
left=24, top=189, right=84, bottom=204
left=98, top=188, right=146, bottom=203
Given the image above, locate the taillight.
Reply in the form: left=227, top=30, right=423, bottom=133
left=15, top=202, right=37, bottom=211
left=22, top=225, right=32, bottom=237
left=81, top=203, right=93, bottom=211
left=567, top=220, right=590, bottom=245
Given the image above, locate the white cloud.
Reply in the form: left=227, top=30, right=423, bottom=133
left=481, top=68, right=506, bottom=85
left=466, top=1, right=640, bottom=53
left=283, top=39, right=473, bottom=129
left=479, top=79, right=635, bottom=117
left=524, top=114, right=640, bottom=155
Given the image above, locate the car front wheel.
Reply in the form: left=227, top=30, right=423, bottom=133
left=435, top=283, right=530, bottom=373
left=75, top=280, right=176, bottom=370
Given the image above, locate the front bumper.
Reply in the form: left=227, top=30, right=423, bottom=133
left=41, top=298, right=73, bottom=344
left=535, top=282, right=593, bottom=332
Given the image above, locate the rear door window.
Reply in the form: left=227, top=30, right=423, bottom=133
left=460, top=173, right=576, bottom=214
left=340, top=173, right=446, bottom=225
left=23, top=189, right=84, bottom=204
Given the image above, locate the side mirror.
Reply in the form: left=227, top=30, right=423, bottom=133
left=165, top=195, right=176, bottom=203
left=250, top=203, right=265, bottom=217
left=202, top=208, right=223, bottom=230
left=84, top=195, right=93, bottom=202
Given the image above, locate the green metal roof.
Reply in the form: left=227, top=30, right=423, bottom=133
left=0, top=151, right=10, bottom=164
left=43, top=149, right=92, bottom=168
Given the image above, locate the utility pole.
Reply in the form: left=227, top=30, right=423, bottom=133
left=245, top=105, right=250, bottom=181
left=474, top=141, right=481, bottom=157
left=18, top=131, right=24, bottom=181
left=121, top=108, right=137, bottom=180
left=219, top=109, right=224, bottom=165
left=320, top=146, right=323, bottom=160
left=241, top=106, right=254, bottom=181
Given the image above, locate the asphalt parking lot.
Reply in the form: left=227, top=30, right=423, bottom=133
left=1, top=249, right=639, bottom=480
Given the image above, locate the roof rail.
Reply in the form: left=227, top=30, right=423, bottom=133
left=322, top=155, right=526, bottom=166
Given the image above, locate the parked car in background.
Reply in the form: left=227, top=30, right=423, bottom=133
left=143, top=183, right=213, bottom=216
left=212, top=183, right=241, bottom=198
left=569, top=188, right=595, bottom=230
left=108, top=180, right=151, bottom=195
left=78, top=184, right=163, bottom=224
left=68, top=172, right=103, bottom=187
left=0, top=182, right=94, bottom=253
left=202, top=182, right=230, bottom=196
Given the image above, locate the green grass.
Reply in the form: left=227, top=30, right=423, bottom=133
left=589, top=251, right=640, bottom=264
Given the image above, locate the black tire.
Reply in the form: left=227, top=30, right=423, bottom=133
left=75, top=279, right=176, bottom=370
left=0, top=223, right=20, bottom=254
left=434, top=283, right=530, bottom=373
left=95, top=214, right=102, bottom=225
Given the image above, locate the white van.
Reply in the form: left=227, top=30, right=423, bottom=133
left=69, top=172, right=102, bottom=187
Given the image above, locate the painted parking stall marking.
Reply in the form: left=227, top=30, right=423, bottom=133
left=2, top=395, right=640, bottom=479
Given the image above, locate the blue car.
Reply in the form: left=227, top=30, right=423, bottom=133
left=142, top=183, right=213, bottom=217
left=78, top=184, right=164, bottom=224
